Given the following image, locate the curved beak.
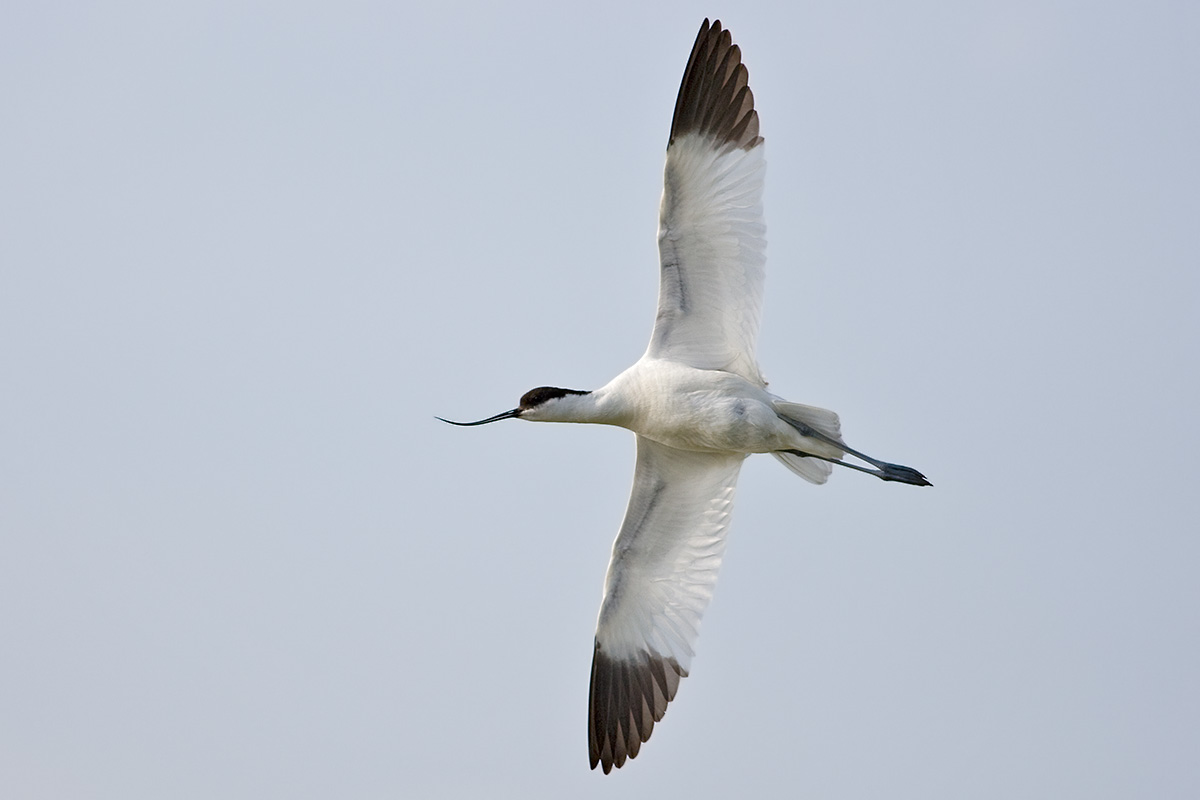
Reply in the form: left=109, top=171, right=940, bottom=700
left=435, top=409, right=521, bottom=426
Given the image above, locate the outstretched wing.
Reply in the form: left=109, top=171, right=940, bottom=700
left=647, top=19, right=767, bottom=384
left=589, top=436, right=744, bottom=772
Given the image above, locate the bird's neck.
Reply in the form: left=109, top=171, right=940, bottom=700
left=539, top=387, right=629, bottom=426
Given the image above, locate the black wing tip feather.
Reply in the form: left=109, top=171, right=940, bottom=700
left=669, top=18, right=763, bottom=152
left=588, top=640, right=687, bottom=773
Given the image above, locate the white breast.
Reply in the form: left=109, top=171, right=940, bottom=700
left=601, top=359, right=790, bottom=454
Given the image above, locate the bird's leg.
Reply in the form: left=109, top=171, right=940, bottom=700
left=782, top=419, right=931, bottom=487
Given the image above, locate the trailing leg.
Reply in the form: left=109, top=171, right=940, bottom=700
left=774, top=402, right=931, bottom=487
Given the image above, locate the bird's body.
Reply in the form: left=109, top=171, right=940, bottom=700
left=441, top=19, right=929, bottom=773
left=527, top=360, right=838, bottom=459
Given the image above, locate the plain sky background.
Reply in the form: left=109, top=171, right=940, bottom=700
left=3, top=1, right=1198, bottom=797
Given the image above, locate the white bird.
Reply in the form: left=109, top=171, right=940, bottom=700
left=440, top=18, right=930, bottom=773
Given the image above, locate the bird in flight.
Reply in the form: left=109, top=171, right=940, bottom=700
left=440, top=18, right=930, bottom=773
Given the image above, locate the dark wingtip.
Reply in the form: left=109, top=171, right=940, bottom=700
left=588, top=641, right=686, bottom=774
left=668, top=18, right=763, bottom=151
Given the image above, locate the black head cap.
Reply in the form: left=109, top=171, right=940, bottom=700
left=519, top=386, right=590, bottom=409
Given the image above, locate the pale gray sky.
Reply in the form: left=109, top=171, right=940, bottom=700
left=2, top=1, right=1198, bottom=798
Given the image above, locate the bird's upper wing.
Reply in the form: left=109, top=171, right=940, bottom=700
left=647, top=19, right=767, bottom=384
left=589, top=435, right=744, bottom=772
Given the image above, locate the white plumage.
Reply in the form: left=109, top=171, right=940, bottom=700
left=440, top=18, right=929, bottom=773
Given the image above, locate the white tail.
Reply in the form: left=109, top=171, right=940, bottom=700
left=772, top=450, right=832, bottom=484
left=771, top=401, right=845, bottom=484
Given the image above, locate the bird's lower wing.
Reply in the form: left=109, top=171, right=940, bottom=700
left=589, top=435, right=744, bottom=772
